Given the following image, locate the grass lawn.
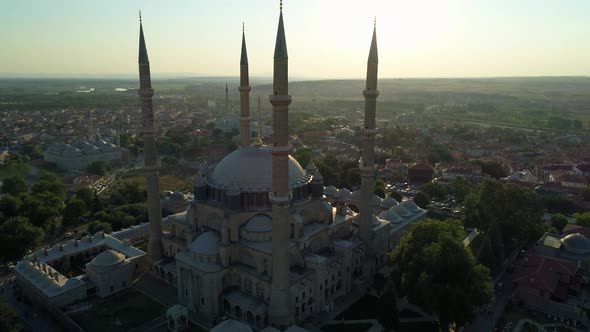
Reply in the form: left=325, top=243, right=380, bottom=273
left=70, top=288, right=164, bottom=332
left=335, top=295, right=378, bottom=320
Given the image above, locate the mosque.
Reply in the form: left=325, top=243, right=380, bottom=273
left=15, top=3, right=426, bottom=331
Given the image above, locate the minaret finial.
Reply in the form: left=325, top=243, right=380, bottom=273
left=280, top=0, right=283, bottom=11
left=242, top=22, right=244, bottom=33
left=139, top=10, right=142, bottom=23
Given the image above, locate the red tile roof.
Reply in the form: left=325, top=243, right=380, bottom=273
left=512, top=254, right=577, bottom=300
left=562, top=224, right=590, bottom=239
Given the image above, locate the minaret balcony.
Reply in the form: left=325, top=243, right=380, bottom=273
left=269, top=95, right=292, bottom=106
left=363, top=89, right=380, bottom=98
left=239, top=86, right=252, bottom=92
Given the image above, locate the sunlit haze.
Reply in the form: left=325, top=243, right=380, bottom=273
left=1, top=0, right=589, bottom=78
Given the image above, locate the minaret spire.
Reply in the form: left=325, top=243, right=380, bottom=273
left=224, top=82, right=229, bottom=112
left=137, top=14, right=164, bottom=262
left=239, top=23, right=251, bottom=146
left=359, top=19, right=380, bottom=271
left=269, top=0, right=293, bottom=328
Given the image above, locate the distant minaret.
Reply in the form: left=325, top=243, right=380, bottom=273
left=225, top=83, right=229, bottom=112
left=239, top=23, right=251, bottom=146
left=269, top=0, right=292, bottom=327
left=359, top=18, right=379, bottom=244
left=86, top=110, right=95, bottom=141
left=115, top=123, right=121, bottom=147
left=137, top=13, right=164, bottom=262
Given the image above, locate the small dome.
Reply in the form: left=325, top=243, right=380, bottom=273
left=211, top=319, right=253, bottom=332
left=378, top=210, right=402, bottom=223
left=349, top=190, right=361, bottom=203
left=371, top=194, right=383, bottom=207
left=390, top=205, right=411, bottom=218
left=88, top=250, right=124, bottom=267
left=400, top=201, right=420, bottom=213
left=324, top=186, right=339, bottom=197
left=169, top=192, right=186, bottom=201
left=380, top=197, right=399, bottom=209
left=306, top=160, right=317, bottom=173
left=561, top=233, right=590, bottom=254
left=190, top=231, right=220, bottom=256
left=194, top=172, right=206, bottom=187
left=244, top=214, right=272, bottom=232
left=339, top=188, right=352, bottom=198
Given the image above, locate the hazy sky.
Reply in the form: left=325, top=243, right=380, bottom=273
left=1, top=0, right=589, bottom=78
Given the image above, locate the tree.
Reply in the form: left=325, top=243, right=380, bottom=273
left=550, top=214, right=569, bottom=233
left=63, top=199, right=88, bottom=228
left=22, top=144, right=43, bottom=159
left=345, top=167, right=361, bottom=189
left=1, top=176, right=27, bottom=196
left=414, top=191, right=429, bottom=209
left=463, top=179, right=542, bottom=272
left=478, top=160, right=508, bottom=179
left=0, top=216, right=44, bottom=262
left=0, top=297, right=23, bottom=332
left=421, top=182, right=447, bottom=201
left=161, top=155, right=178, bottom=165
left=86, top=161, right=109, bottom=176
left=293, top=148, right=312, bottom=168
left=32, top=171, right=65, bottom=197
left=574, top=212, right=590, bottom=227
left=583, top=188, right=590, bottom=202
left=449, top=177, right=472, bottom=203
left=391, top=219, right=493, bottom=330
left=376, top=280, right=399, bottom=331
left=390, top=191, right=403, bottom=202
left=0, top=195, right=21, bottom=219
left=87, top=220, right=112, bottom=234
left=75, top=187, right=94, bottom=207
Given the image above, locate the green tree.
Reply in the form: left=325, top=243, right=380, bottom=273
left=376, top=281, right=399, bottom=331
left=22, top=144, right=43, bottom=159
left=1, top=176, right=27, bottom=196
left=293, top=148, right=312, bottom=168
left=345, top=167, right=361, bottom=189
left=449, top=177, right=472, bottom=203
left=391, top=219, right=493, bottom=331
left=574, top=212, right=590, bottom=227
left=0, top=297, right=23, bottom=332
left=463, top=179, right=542, bottom=272
left=32, top=171, right=65, bottom=197
left=374, top=185, right=386, bottom=198
left=63, top=199, right=88, bottom=228
left=478, top=161, right=508, bottom=179
left=75, top=187, right=94, bottom=207
left=583, top=188, right=590, bottom=202
left=86, top=161, right=109, bottom=176
left=421, top=182, right=447, bottom=200
left=414, top=191, right=429, bottom=209
left=0, top=195, right=21, bottom=219
left=550, top=213, right=568, bottom=233
left=0, top=216, right=44, bottom=262
left=87, top=220, right=112, bottom=234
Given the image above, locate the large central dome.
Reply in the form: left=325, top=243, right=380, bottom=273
left=206, top=146, right=308, bottom=192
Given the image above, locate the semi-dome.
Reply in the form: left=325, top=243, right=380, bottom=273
left=339, top=188, right=352, bottom=198
left=371, top=194, right=383, bottom=207
left=400, top=201, right=420, bottom=213
left=349, top=190, right=361, bottom=203
left=324, top=186, right=339, bottom=197
left=390, top=205, right=411, bottom=218
left=380, top=197, right=399, bottom=209
left=207, top=146, right=307, bottom=192
left=88, top=250, right=125, bottom=267
left=190, top=231, right=220, bottom=256
left=561, top=233, right=590, bottom=254
left=244, top=214, right=272, bottom=232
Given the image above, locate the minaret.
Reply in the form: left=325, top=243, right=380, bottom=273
left=137, top=13, right=164, bottom=262
left=224, top=83, right=229, bottom=112
left=269, top=0, right=292, bottom=327
left=359, top=19, right=379, bottom=245
left=239, top=23, right=251, bottom=146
